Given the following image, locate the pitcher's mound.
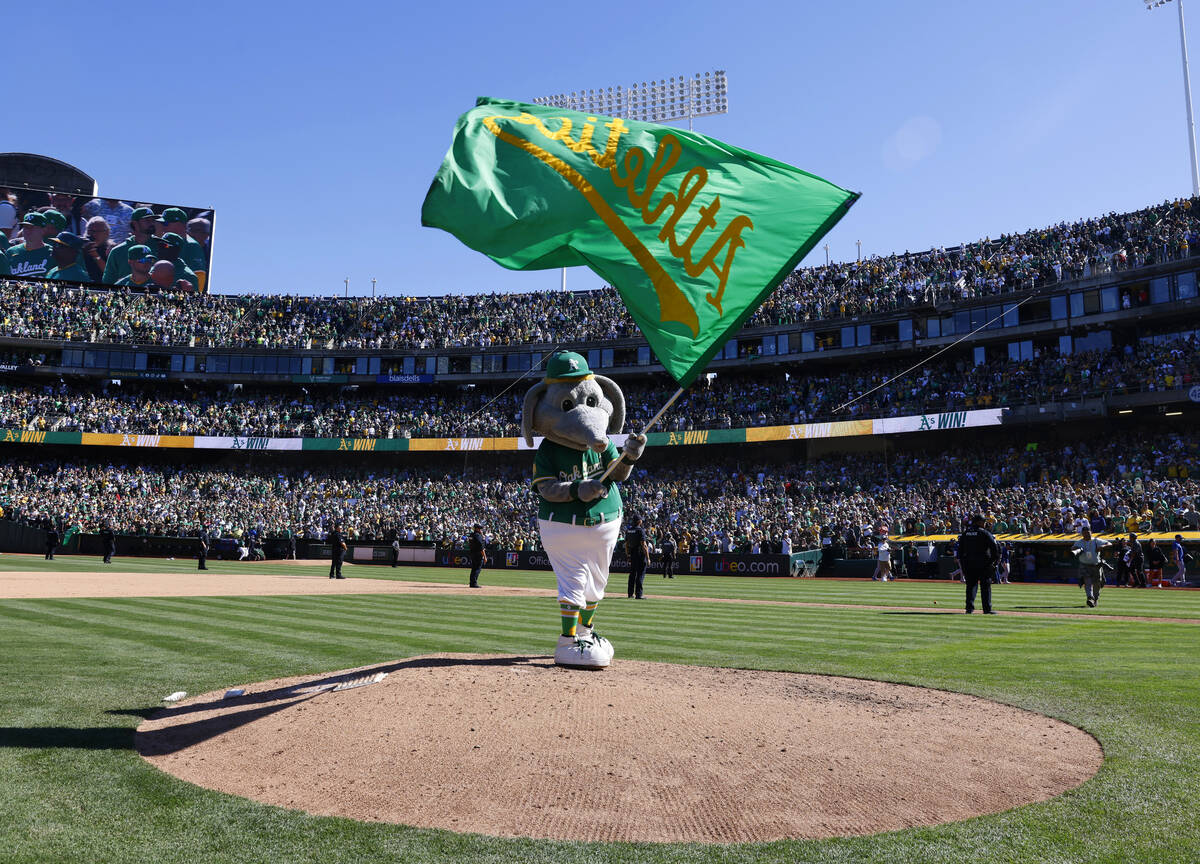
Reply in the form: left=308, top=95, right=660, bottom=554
left=136, top=654, right=1101, bottom=843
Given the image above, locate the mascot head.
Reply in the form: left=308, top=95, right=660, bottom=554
left=522, top=351, right=625, bottom=451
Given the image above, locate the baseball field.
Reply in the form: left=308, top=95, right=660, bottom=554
left=1, top=555, right=1197, bottom=863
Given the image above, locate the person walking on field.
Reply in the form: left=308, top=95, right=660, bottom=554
left=44, top=525, right=58, bottom=560
left=957, top=514, right=1000, bottom=614
left=871, top=535, right=893, bottom=581
left=468, top=524, right=486, bottom=588
left=1071, top=524, right=1109, bottom=608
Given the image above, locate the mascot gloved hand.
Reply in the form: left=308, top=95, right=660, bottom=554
left=523, top=351, right=644, bottom=668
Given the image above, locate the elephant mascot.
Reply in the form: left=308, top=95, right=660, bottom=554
left=523, top=351, right=646, bottom=668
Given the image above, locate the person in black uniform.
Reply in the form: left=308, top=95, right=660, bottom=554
left=467, top=524, right=486, bottom=588
left=100, top=524, right=116, bottom=565
left=197, top=526, right=209, bottom=571
left=626, top=515, right=648, bottom=599
left=328, top=525, right=346, bottom=579
left=1127, top=533, right=1146, bottom=588
left=957, top=514, right=1000, bottom=614
left=44, top=525, right=59, bottom=560
left=660, top=531, right=677, bottom=579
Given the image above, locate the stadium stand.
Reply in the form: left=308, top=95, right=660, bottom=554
left=2, top=194, right=1200, bottom=577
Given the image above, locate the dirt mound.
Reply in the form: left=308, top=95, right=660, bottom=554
left=137, top=654, right=1101, bottom=843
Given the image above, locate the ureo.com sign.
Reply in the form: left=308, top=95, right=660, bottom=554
left=1190, top=385, right=1200, bottom=403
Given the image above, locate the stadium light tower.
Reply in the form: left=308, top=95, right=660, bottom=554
left=532, top=70, right=728, bottom=132
left=532, top=71, right=730, bottom=289
left=1146, top=0, right=1200, bottom=196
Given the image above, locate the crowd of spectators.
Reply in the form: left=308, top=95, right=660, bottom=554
left=2, top=196, right=1199, bottom=349
left=3, top=429, right=1196, bottom=557
left=1, top=334, right=1194, bottom=438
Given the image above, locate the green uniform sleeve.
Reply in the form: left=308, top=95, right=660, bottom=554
left=532, top=446, right=557, bottom=488
left=102, top=242, right=126, bottom=284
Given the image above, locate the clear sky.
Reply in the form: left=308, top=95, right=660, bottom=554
left=7, top=0, right=1196, bottom=297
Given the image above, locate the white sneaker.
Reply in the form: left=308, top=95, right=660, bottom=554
left=554, top=634, right=610, bottom=668
left=576, top=626, right=615, bottom=661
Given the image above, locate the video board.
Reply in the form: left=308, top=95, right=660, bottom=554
left=0, top=186, right=214, bottom=293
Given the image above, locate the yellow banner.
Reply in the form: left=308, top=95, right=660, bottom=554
left=80, top=433, right=195, bottom=448
left=407, top=437, right=521, bottom=452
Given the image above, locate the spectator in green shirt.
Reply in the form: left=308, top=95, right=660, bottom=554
left=44, top=233, right=91, bottom=282
left=112, top=245, right=156, bottom=290
left=103, top=207, right=157, bottom=284
left=149, top=233, right=199, bottom=291
left=5, top=212, right=53, bottom=278
left=156, top=208, right=207, bottom=276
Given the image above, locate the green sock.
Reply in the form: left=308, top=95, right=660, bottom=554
left=579, top=602, right=598, bottom=629
left=560, top=603, right=580, bottom=637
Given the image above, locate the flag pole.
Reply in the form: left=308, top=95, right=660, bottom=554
left=598, top=385, right=685, bottom=482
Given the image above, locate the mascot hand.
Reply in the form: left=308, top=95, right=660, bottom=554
left=622, top=433, right=646, bottom=462
left=578, top=479, right=608, bottom=501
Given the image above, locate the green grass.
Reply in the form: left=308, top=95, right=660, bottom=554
left=0, top=557, right=1198, bottom=862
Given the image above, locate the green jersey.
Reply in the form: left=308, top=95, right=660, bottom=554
left=102, top=236, right=153, bottom=284
left=0, top=248, right=8, bottom=276
left=5, top=244, right=53, bottom=279
left=45, top=262, right=90, bottom=282
left=532, top=439, right=623, bottom=522
left=114, top=274, right=155, bottom=290
left=182, top=235, right=207, bottom=274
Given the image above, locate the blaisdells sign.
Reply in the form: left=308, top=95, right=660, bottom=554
left=422, top=97, right=858, bottom=388
left=376, top=374, right=435, bottom=384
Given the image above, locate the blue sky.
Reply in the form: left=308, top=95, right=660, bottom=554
left=6, top=0, right=1195, bottom=297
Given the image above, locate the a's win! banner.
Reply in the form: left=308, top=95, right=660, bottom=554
left=422, top=97, right=858, bottom=387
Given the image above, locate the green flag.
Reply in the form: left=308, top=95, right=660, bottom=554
left=422, top=97, right=858, bottom=388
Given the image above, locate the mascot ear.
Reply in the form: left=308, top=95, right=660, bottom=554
left=522, top=380, right=548, bottom=448
left=595, top=375, right=625, bottom=435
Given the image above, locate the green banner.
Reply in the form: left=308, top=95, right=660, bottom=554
left=422, top=97, right=858, bottom=387
left=301, top=437, right=410, bottom=452
left=0, top=430, right=82, bottom=445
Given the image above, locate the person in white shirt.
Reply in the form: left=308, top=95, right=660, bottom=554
left=871, top=536, right=893, bottom=581
left=1071, top=525, right=1110, bottom=608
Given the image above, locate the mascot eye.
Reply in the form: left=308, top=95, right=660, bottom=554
left=561, top=399, right=574, bottom=411
left=586, top=395, right=598, bottom=407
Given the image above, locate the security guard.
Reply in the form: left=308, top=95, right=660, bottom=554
left=100, top=524, right=116, bottom=565
left=44, top=525, right=59, bottom=560
left=198, top=526, right=210, bottom=571
left=468, top=524, right=487, bottom=588
left=328, top=525, right=346, bottom=579
left=626, top=515, right=648, bottom=599
left=957, top=514, right=1000, bottom=614
left=660, top=531, right=677, bottom=579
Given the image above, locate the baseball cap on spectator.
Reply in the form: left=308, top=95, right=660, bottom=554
left=156, top=207, right=188, bottom=224
left=161, top=232, right=185, bottom=249
left=47, top=233, right=85, bottom=252
left=19, top=212, right=47, bottom=227
left=126, top=244, right=153, bottom=261
left=42, top=210, right=67, bottom=231
left=130, top=207, right=155, bottom=221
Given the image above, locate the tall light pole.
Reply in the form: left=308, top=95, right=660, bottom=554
left=371, top=277, right=377, bottom=299
left=1147, top=0, right=1200, bottom=196
left=532, top=70, right=730, bottom=289
left=344, top=277, right=349, bottom=298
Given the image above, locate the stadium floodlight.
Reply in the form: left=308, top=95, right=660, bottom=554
left=532, top=71, right=729, bottom=291
left=532, top=70, right=728, bottom=131
left=1145, top=0, right=1200, bottom=196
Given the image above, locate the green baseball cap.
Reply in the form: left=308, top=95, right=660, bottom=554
left=160, top=232, right=184, bottom=249
left=20, top=212, right=47, bottom=227
left=130, top=207, right=155, bottom=221
left=126, top=244, right=153, bottom=261
left=545, top=351, right=592, bottom=381
left=157, top=207, right=188, bottom=224
left=42, top=209, right=66, bottom=230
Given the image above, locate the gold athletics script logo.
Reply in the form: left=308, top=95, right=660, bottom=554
left=481, top=112, right=754, bottom=338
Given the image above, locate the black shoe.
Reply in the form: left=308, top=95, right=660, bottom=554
left=1086, top=598, right=1096, bottom=607
left=983, top=610, right=997, bottom=615
left=965, top=609, right=973, bottom=614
